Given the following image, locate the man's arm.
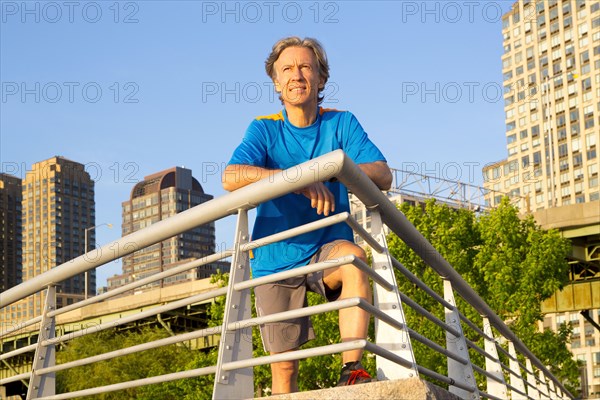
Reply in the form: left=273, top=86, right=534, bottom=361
left=359, top=161, right=393, bottom=191
left=222, top=164, right=282, bottom=192
left=222, top=164, right=336, bottom=216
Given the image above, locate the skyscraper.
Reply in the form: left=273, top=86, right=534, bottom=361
left=484, top=0, right=599, bottom=209
left=108, top=166, right=218, bottom=292
left=485, top=2, right=600, bottom=397
left=2, top=157, right=96, bottom=325
left=0, top=173, right=23, bottom=293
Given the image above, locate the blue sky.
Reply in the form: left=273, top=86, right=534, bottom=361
left=1, top=1, right=514, bottom=287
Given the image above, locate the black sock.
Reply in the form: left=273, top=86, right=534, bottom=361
left=342, top=361, right=360, bottom=372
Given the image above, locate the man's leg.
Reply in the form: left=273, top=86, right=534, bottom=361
left=321, top=241, right=372, bottom=364
left=254, top=278, right=314, bottom=394
left=270, top=358, right=299, bottom=394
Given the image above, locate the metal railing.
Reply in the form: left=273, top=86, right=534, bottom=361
left=390, top=167, right=531, bottom=213
left=1, top=150, right=573, bottom=399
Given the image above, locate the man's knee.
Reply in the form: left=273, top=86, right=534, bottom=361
left=331, top=241, right=366, bottom=262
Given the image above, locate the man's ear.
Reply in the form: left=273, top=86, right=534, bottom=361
left=318, top=77, right=325, bottom=89
left=274, top=79, right=282, bottom=93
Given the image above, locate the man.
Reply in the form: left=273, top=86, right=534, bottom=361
left=222, top=37, right=392, bottom=394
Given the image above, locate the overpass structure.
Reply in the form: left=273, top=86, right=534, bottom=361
left=1, top=151, right=575, bottom=399
left=535, top=202, right=600, bottom=315
left=1, top=279, right=220, bottom=398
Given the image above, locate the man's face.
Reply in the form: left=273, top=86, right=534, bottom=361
left=273, top=46, right=324, bottom=108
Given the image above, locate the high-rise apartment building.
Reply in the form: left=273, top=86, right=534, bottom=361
left=2, top=157, right=95, bottom=325
left=0, top=174, right=23, bottom=292
left=107, top=167, right=218, bottom=292
left=484, top=0, right=599, bottom=209
left=485, top=2, right=600, bottom=397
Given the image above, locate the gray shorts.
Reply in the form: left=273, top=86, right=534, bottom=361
left=253, top=240, right=348, bottom=353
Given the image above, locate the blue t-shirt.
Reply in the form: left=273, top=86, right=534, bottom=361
left=228, top=107, right=386, bottom=278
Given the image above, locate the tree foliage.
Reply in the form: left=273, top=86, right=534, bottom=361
left=387, top=198, right=580, bottom=394
left=56, top=326, right=200, bottom=399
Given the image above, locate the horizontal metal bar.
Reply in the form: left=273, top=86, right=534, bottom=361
left=0, top=343, right=36, bottom=361
left=221, top=340, right=368, bottom=372
left=398, top=292, right=461, bottom=338
left=354, top=258, right=394, bottom=291
left=228, top=297, right=363, bottom=331
left=364, top=341, right=476, bottom=393
left=234, top=255, right=355, bottom=291
left=40, top=287, right=228, bottom=347
left=48, top=250, right=232, bottom=319
left=406, top=328, right=468, bottom=366
left=37, top=325, right=223, bottom=375
left=360, top=301, right=406, bottom=331
left=37, top=365, right=218, bottom=400
left=465, top=337, right=499, bottom=364
left=240, top=212, right=351, bottom=252
left=0, top=316, right=42, bottom=339
left=416, top=364, right=476, bottom=394
left=344, top=214, right=384, bottom=253
left=459, top=312, right=488, bottom=339
left=498, top=360, right=522, bottom=380
left=478, top=391, right=505, bottom=400
left=472, top=363, right=506, bottom=385
left=363, top=341, right=416, bottom=373
left=505, top=381, right=529, bottom=399
left=390, top=257, right=453, bottom=310
left=0, top=372, right=30, bottom=385
left=234, top=255, right=393, bottom=293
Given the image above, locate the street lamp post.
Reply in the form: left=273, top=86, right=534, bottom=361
left=84, top=223, right=113, bottom=299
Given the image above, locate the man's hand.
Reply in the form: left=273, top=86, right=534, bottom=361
left=295, top=182, right=335, bottom=216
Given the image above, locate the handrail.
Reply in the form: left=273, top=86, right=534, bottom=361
left=0, top=151, right=343, bottom=307
left=0, top=149, right=573, bottom=399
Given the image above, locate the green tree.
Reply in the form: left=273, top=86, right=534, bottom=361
left=387, top=198, right=580, bottom=394
left=56, top=326, right=200, bottom=399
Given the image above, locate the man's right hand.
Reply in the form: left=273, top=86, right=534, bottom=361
left=295, top=182, right=335, bottom=216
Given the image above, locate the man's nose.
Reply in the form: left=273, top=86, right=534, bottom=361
left=290, top=67, right=303, bottom=80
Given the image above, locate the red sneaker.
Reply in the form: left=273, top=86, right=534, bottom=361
left=336, top=361, right=374, bottom=386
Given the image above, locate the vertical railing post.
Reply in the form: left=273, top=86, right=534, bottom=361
left=443, top=280, right=479, bottom=400
left=369, top=209, right=419, bottom=380
left=213, top=209, right=253, bottom=400
left=525, top=358, right=540, bottom=399
left=26, top=286, right=56, bottom=399
left=537, top=370, right=549, bottom=398
left=507, top=341, right=527, bottom=399
left=547, top=378, right=557, bottom=399
left=482, top=317, right=508, bottom=399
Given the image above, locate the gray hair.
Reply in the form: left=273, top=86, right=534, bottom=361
left=265, top=36, right=330, bottom=104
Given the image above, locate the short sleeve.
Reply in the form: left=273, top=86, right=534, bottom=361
left=341, top=112, right=387, bottom=164
left=227, top=120, right=268, bottom=167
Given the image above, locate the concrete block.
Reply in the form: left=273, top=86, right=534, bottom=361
left=255, top=378, right=462, bottom=400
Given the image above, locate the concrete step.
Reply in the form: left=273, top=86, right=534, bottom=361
left=256, top=378, right=461, bottom=399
